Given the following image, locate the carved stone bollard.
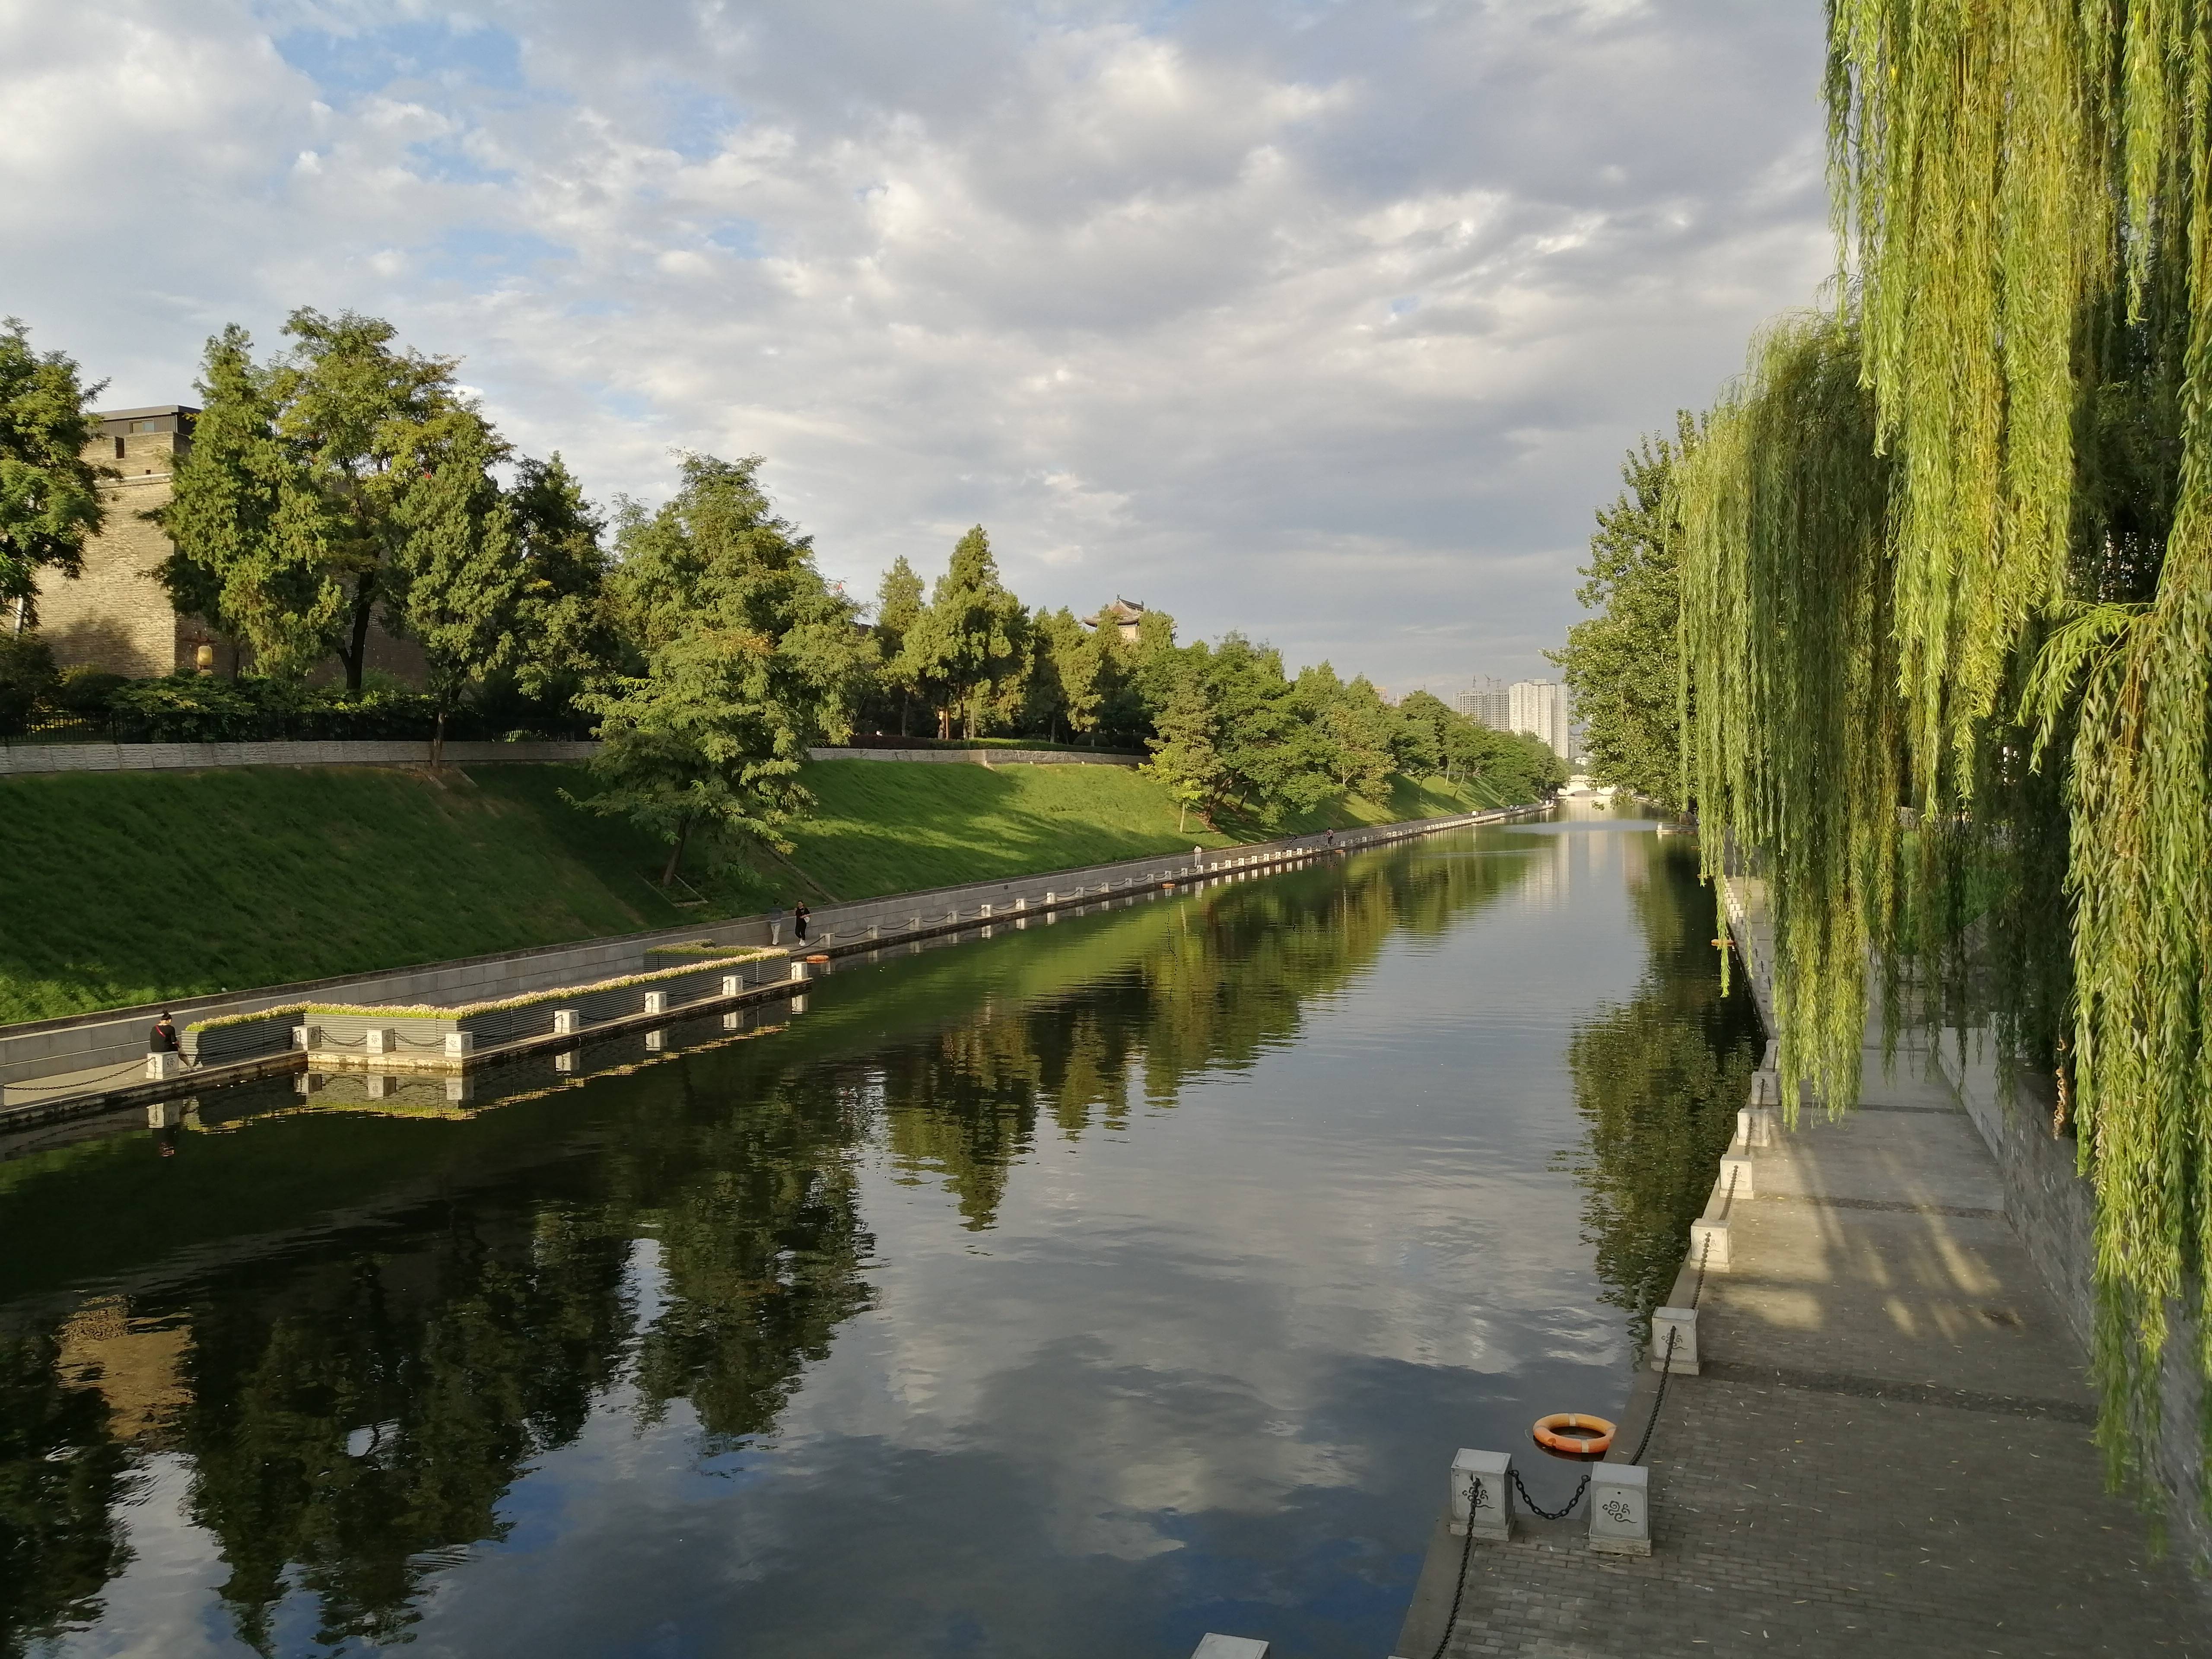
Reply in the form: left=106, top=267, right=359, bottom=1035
left=1449, top=1448, right=1513, bottom=1541
left=1588, top=1464, right=1651, bottom=1556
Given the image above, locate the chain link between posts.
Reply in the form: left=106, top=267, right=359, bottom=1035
left=1423, top=1170, right=1732, bottom=1659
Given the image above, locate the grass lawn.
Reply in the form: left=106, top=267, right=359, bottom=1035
left=0, top=758, right=1516, bottom=1022
left=0, top=766, right=698, bottom=1024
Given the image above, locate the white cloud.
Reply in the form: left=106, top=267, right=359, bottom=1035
left=0, top=0, right=1827, bottom=690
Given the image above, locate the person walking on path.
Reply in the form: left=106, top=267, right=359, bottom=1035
left=794, top=901, right=810, bottom=944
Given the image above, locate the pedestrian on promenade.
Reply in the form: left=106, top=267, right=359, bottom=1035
left=149, top=1011, right=181, bottom=1056
left=1325, top=828, right=1336, bottom=850
left=794, top=901, right=810, bottom=943
left=1192, top=844, right=1204, bottom=870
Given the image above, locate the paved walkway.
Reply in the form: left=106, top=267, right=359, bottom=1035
left=1396, top=1027, right=2210, bottom=1658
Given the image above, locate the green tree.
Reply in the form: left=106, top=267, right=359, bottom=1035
left=160, top=310, right=479, bottom=689
left=157, top=325, right=343, bottom=677
left=1023, top=606, right=1107, bottom=743
left=904, top=528, right=1027, bottom=738
left=503, top=452, right=613, bottom=699
left=1295, top=664, right=1396, bottom=799
left=572, top=454, right=864, bottom=882
left=1553, top=414, right=1698, bottom=808
left=0, top=318, right=106, bottom=632
left=1199, top=635, right=1331, bottom=816
left=870, top=556, right=927, bottom=735
left=1142, top=674, right=1227, bottom=831
left=382, top=406, right=524, bottom=760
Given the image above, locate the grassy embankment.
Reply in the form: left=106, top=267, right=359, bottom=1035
left=0, top=759, right=1513, bottom=1023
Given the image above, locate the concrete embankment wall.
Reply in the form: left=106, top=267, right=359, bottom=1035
left=1, top=805, right=1539, bottom=1116
left=1717, top=869, right=2209, bottom=1558
left=0, top=739, right=600, bottom=776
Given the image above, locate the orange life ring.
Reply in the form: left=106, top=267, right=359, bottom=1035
left=806, top=953, right=830, bottom=964
left=1531, top=1412, right=1615, bottom=1460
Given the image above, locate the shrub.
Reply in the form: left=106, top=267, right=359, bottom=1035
left=51, top=666, right=128, bottom=717
left=0, top=634, right=58, bottom=737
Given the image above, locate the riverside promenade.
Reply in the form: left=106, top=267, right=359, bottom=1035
left=1394, top=885, right=2210, bottom=1659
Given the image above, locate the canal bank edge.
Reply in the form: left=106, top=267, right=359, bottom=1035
left=0, top=803, right=1551, bottom=1134
left=1391, top=858, right=2212, bottom=1659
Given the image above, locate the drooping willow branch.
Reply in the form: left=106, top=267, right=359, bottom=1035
left=1673, top=0, right=2212, bottom=1513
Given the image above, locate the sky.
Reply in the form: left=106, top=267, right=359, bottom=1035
left=0, top=0, right=1831, bottom=695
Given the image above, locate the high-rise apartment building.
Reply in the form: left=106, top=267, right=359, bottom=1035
left=1508, top=678, right=1574, bottom=762
left=1455, top=677, right=1510, bottom=730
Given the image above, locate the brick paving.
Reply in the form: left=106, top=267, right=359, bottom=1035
left=1396, top=1030, right=2212, bottom=1659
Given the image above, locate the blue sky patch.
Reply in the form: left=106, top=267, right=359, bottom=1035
left=276, top=19, right=526, bottom=101
left=426, top=226, right=574, bottom=287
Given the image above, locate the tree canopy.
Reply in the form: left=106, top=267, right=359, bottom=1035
left=0, top=318, right=105, bottom=629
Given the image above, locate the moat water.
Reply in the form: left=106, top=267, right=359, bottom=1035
left=0, top=805, right=1758, bottom=1659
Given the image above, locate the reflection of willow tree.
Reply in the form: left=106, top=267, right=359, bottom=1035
left=885, top=847, right=1531, bottom=1224
left=0, top=1332, right=132, bottom=1658
left=165, top=1068, right=872, bottom=1654
left=1566, top=836, right=1761, bottom=1314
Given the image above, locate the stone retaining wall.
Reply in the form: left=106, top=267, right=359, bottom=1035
left=805, top=746, right=1142, bottom=766
left=0, top=739, right=601, bottom=776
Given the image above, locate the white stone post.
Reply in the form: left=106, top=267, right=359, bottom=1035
left=364, top=1027, right=397, bottom=1055
left=145, top=1051, right=183, bottom=1081
left=642, top=991, right=667, bottom=1015
left=789, top=959, right=811, bottom=982
left=1718, top=1152, right=1754, bottom=1200
left=1690, top=1217, right=1732, bottom=1271
left=1649, top=1306, right=1699, bottom=1373
left=553, top=1008, right=581, bottom=1035
left=444, top=1030, right=475, bottom=1059
left=980, top=903, right=992, bottom=918
left=1587, top=1464, right=1651, bottom=1556
left=292, top=1024, right=318, bottom=1051
left=1449, top=1448, right=1513, bottom=1541
left=1045, top=890, right=1057, bottom=904
left=720, top=976, right=744, bottom=998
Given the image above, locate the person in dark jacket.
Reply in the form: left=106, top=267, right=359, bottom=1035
left=149, top=1011, right=181, bottom=1055
left=794, top=901, right=811, bottom=943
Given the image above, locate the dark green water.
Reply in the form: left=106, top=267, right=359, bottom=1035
left=0, top=809, right=1758, bottom=1659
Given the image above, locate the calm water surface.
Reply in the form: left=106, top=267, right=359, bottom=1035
left=0, top=808, right=1757, bottom=1659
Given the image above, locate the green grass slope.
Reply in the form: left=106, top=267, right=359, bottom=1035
left=0, top=766, right=696, bottom=1024
left=0, top=759, right=1511, bottom=1023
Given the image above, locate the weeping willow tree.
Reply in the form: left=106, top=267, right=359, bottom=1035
left=1678, top=1, right=2212, bottom=1511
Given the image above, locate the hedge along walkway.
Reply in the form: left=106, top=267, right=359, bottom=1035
left=1396, top=938, right=2211, bottom=1656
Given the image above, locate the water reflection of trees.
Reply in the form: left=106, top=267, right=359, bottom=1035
left=883, top=849, right=1529, bottom=1226
left=1565, top=835, right=1763, bottom=1315
left=0, top=843, right=1529, bottom=1653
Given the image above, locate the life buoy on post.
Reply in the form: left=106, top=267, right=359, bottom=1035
left=1531, top=1412, right=1615, bottom=1461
